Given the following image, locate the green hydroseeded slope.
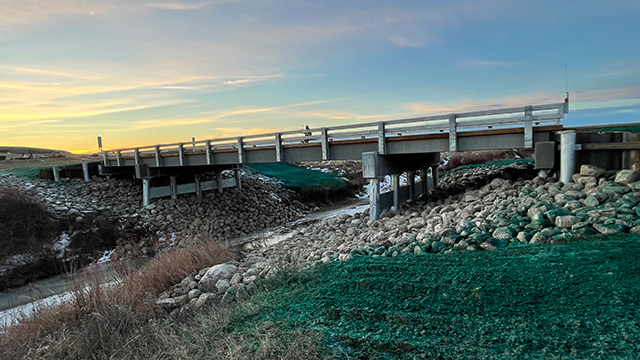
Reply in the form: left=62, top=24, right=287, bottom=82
left=246, top=162, right=348, bottom=189
left=227, top=235, right=640, bottom=359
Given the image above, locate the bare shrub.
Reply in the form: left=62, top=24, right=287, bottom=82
left=0, top=188, right=61, bottom=261
left=0, top=240, right=235, bottom=359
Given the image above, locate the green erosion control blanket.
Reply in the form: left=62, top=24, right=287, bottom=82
left=579, top=124, right=640, bottom=133
left=231, top=235, right=640, bottom=359
left=0, top=167, right=41, bottom=178
left=246, top=162, right=348, bottom=189
left=442, top=158, right=534, bottom=177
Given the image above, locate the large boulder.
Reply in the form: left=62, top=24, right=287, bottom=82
left=198, top=263, right=237, bottom=293
left=615, top=170, right=640, bottom=185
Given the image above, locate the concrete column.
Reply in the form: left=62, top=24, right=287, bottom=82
left=560, top=130, right=576, bottom=184
left=82, top=162, right=90, bottom=182
left=194, top=174, right=202, bottom=199
left=234, top=169, right=242, bottom=190
left=216, top=172, right=223, bottom=193
left=623, top=133, right=640, bottom=170
left=431, top=166, right=438, bottom=190
left=52, top=167, right=61, bottom=182
left=142, top=178, right=151, bottom=206
left=391, top=174, right=400, bottom=213
left=170, top=176, right=178, bottom=200
left=408, top=171, right=415, bottom=201
left=420, top=168, right=428, bottom=195
left=369, top=178, right=381, bottom=221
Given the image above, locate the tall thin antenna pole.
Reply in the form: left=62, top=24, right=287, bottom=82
left=565, top=62, right=569, bottom=94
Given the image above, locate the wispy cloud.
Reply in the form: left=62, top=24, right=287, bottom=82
left=132, top=117, right=211, bottom=130
left=147, top=1, right=213, bottom=10
left=457, top=59, right=523, bottom=69
left=0, top=0, right=115, bottom=25
left=388, top=36, right=423, bottom=48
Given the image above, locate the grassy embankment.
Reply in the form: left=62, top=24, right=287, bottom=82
left=4, top=233, right=639, bottom=359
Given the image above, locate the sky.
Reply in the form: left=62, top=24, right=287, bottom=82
left=1, top=0, right=639, bottom=153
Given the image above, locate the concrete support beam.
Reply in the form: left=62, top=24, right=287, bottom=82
left=391, top=174, right=400, bottom=213
left=421, top=168, right=428, bottom=195
left=369, top=178, right=381, bottom=221
left=378, top=122, right=386, bottom=155
left=154, top=146, right=162, bottom=167
left=560, top=130, right=576, bottom=184
left=82, top=162, right=90, bottom=182
left=52, top=166, right=61, bottom=182
left=448, top=114, right=458, bottom=151
left=134, top=148, right=141, bottom=165
left=275, top=132, right=283, bottom=162
left=194, top=174, right=202, bottom=198
left=178, top=144, right=186, bottom=166
left=321, top=128, right=330, bottom=160
left=216, top=172, right=223, bottom=193
left=234, top=169, right=242, bottom=190
left=205, top=140, right=213, bottom=165
left=237, top=137, right=245, bottom=163
left=362, top=152, right=440, bottom=179
left=142, top=178, right=151, bottom=206
left=524, top=106, right=533, bottom=148
left=170, top=176, right=178, bottom=200
left=431, top=166, right=439, bottom=190
left=408, top=170, right=415, bottom=201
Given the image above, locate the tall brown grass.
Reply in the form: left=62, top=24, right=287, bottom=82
left=0, top=240, right=234, bottom=359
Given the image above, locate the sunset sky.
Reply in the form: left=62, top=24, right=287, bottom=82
left=1, top=0, right=639, bottom=153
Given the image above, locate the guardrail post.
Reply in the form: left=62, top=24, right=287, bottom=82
left=378, top=122, right=386, bottom=155
left=275, top=133, right=283, bottom=162
left=448, top=114, right=458, bottom=151
left=134, top=148, right=141, bottom=165
left=321, top=128, right=330, bottom=160
left=102, top=151, right=108, bottom=166
left=524, top=106, right=533, bottom=148
left=178, top=143, right=186, bottom=166
left=237, top=137, right=244, bottom=163
left=155, top=146, right=163, bottom=167
left=116, top=150, right=123, bottom=166
left=205, top=140, right=214, bottom=165
left=369, top=178, right=381, bottom=221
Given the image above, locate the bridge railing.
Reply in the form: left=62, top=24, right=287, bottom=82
left=102, top=102, right=568, bottom=166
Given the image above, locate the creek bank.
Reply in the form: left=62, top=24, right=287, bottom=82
left=0, top=170, right=313, bottom=291
left=157, top=162, right=640, bottom=315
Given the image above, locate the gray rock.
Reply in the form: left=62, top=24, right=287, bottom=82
left=198, top=263, right=237, bottom=293
left=194, top=293, right=216, bottom=308
left=156, top=295, right=188, bottom=310
left=555, top=215, right=578, bottom=228
left=615, top=170, right=640, bottom=185
left=215, top=279, right=231, bottom=294
left=593, top=223, right=629, bottom=234
left=430, top=241, right=446, bottom=253
left=580, top=165, right=605, bottom=178
left=492, top=226, right=516, bottom=240
left=188, top=288, right=202, bottom=299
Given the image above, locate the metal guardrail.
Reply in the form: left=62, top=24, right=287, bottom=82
left=102, top=101, right=568, bottom=166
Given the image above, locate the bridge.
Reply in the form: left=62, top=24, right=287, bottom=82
left=99, top=100, right=569, bottom=219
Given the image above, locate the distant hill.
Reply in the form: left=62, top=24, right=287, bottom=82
left=0, top=147, right=73, bottom=157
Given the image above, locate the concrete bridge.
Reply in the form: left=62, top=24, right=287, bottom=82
left=99, top=100, right=569, bottom=219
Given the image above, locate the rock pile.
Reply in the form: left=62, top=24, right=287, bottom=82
left=0, top=170, right=311, bottom=259
left=158, top=163, right=640, bottom=313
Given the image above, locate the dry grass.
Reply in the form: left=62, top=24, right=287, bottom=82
left=0, top=240, right=235, bottom=359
